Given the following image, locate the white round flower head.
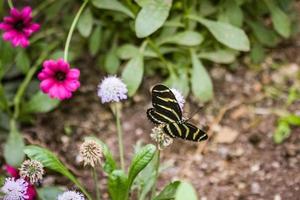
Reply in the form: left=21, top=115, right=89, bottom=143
left=97, top=76, right=128, bottom=103
left=57, top=191, right=85, bottom=200
left=170, top=88, right=185, bottom=111
left=150, top=125, right=173, bottom=150
left=1, top=177, right=29, bottom=200
left=20, top=159, right=44, bottom=184
left=79, top=140, right=103, bottom=167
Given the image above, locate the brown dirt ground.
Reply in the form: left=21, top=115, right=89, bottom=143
left=16, top=33, right=300, bottom=200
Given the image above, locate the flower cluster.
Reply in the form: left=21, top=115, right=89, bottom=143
left=79, top=140, right=103, bottom=167
left=170, top=88, right=185, bottom=111
left=20, top=160, right=44, bottom=184
left=97, top=76, right=128, bottom=103
left=150, top=125, right=173, bottom=150
left=38, top=59, right=80, bottom=100
left=1, top=177, right=29, bottom=200
left=0, top=6, right=39, bottom=48
left=57, top=190, right=85, bottom=200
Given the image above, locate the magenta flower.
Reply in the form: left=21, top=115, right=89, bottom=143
left=38, top=59, right=80, bottom=100
left=0, top=6, right=40, bottom=48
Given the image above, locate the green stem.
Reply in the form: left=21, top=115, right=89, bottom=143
left=114, top=103, right=125, bottom=170
left=64, top=0, right=88, bottom=61
left=92, top=168, right=101, bottom=200
left=7, top=0, right=13, bottom=9
left=13, top=43, right=58, bottom=120
left=150, top=149, right=160, bottom=199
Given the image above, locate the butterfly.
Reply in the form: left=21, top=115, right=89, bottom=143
left=147, top=84, right=208, bottom=142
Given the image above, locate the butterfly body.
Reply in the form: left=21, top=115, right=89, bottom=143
left=147, top=84, right=208, bottom=142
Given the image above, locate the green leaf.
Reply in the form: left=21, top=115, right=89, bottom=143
left=128, top=144, right=156, bottom=187
left=160, top=31, right=203, bottom=46
left=198, top=49, right=237, bottom=64
left=108, top=170, right=129, bottom=200
left=218, top=0, right=243, bottom=27
left=89, top=26, right=102, bottom=56
left=117, top=44, right=139, bottom=60
left=153, top=181, right=181, bottom=200
left=104, top=50, right=120, bottom=74
left=250, top=41, right=265, bottom=64
left=189, top=15, right=250, bottom=51
left=84, top=136, right=116, bottom=174
left=282, top=115, right=300, bottom=126
left=265, top=0, right=291, bottom=38
left=273, top=121, right=291, bottom=144
left=16, top=50, right=30, bottom=73
left=175, top=182, right=198, bottom=200
left=24, top=146, right=91, bottom=199
left=38, top=186, right=63, bottom=200
left=4, top=121, right=25, bottom=167
left=135, top=0, right=172, bottom=38
left=247, top=20, right=279, bottom=47
left=121, top=53, right=144, bottom=96
left=77, top=8, right=93, bottom=38
left=190, top=50, right=213, bottom=102
left=92, top=0, right=134, bottom=18
left=23, top=91, right=60, bottom=113
left=0, top=84, right=8, bottom=112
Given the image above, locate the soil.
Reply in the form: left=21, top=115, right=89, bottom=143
left=17, top=33, right=300, bottom=200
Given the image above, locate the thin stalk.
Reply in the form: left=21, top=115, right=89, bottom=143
left=150, top=149, right=160, bottom=199
left=64, top=0, right=88, bottom=61
left=92, top=168, right=101, bottom=200
left=7, top=0, right=13, bottom=9
left=114, top=103, right=125, bottom=170
left=13, top=42, right=58, bottom=119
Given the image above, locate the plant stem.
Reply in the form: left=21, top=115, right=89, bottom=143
left=64, top=0, right=88, bottom=61
left=114, top=103, right=125, bottom=171
left=13, top=43, right=58, bottom=119
left=7, top=0, right=13, bottom=9
left=92, top=168, right=101, bottom=200
left=150, top=149, right=160, bottom=199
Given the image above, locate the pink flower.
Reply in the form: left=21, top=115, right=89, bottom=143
left=0, top=6, right=40, bottom=48
left=3, top=164, right=37, bottom=200
left=38, top=58, right=80, bottom=100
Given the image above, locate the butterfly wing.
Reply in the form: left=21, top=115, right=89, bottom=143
left=147, top=84, right=182, bottom=124
left=163, top=121, right=208, bottom=142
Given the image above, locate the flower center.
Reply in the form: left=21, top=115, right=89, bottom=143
left=55, top=71, right=66, bottom=81
left=14, top=20, right=25, bottom=31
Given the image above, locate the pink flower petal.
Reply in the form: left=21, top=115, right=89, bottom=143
left=4, top=164, right=19, bottom=178
left=0, top=22, right=12, bottom=31
left=67, top=68, right=80, bottom=79
left=57, top=58, right=70, bottom=72
left=40, top=79, right=55, bottom=93
left=2, top=31, right=16, bottom=40
left=3, top=16, right=14, bottom=23
left=21, top=6, right=32, bottom=19
left=64, top=80, right=80, bottom=92
left=10, top=8, right=21, bottom=18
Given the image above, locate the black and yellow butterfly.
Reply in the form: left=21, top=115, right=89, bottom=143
left=147, top=84, right=208, bottom=142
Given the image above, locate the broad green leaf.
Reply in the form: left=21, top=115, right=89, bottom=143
left=160, top=31, right=203, bottom=46
left=23, top=91, right=60, bottom=113
left=89, top=26, right=102, bottom=56
left=135, top=0, right=172, bottom=38
left=190, top=50, right=213, bottom=102
left=247, top=20, right=279, bottom=47
left=121, top=53, right=144, bottom=96
left=273, top=121, right=290, bottom=144
left=218, top=0, right=243, bottom=27
left=92, top=0, right=134, bottom=18
left=16, top=50, right=30, bottom=73
left=128, top=144, right=156, bottom=187
left=117, top=44, right=139, bottom=60
left=4, top=121, right=25, bottom=167
left=153, top=181, right=181, bottom=200
left=24, top=146, right=91, bottom=199
left=84, top=136, right=116, bottom=174
left=50, top=50, right=75, bottom=62
left=198, top=49, right=237, bottom=64
left=189, top=15, right=250, bottom=51
left=104, top=50, right=121, bottom=74
left=77, top=8, right=93, bottom=38
left=38, top=186, right=63, bottom=200
left=265, top=0, right=291, bottom=38
left=175, top=182, right=198, bottom=200
left=108, top=170, right=128, bottom=200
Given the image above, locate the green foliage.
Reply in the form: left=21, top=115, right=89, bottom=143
left=153, top=181, right=181, bottom=200
left=23, top=91, right=60, bottom=113
left=274, top=115, right=300, bottom=144
left=37, top=187, right=64, bottom=200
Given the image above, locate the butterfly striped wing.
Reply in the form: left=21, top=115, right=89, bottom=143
left=147, top=84, right=182, bottom=124
left=163, top=121, right=208, bottom=142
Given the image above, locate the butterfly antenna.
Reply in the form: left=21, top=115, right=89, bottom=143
left=185, top=106, right=203, bottom=121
